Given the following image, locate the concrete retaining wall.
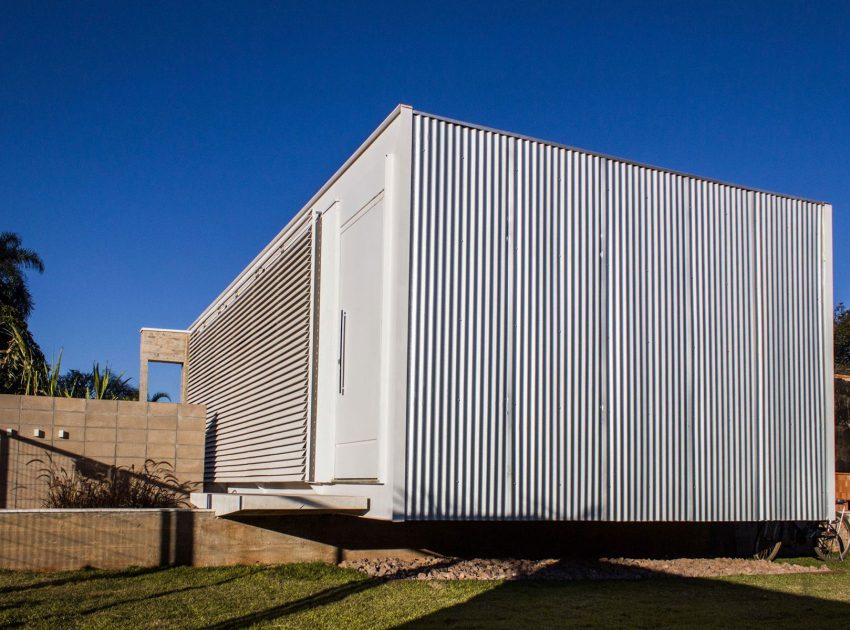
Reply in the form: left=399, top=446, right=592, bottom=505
left=0, top=394, right=205, bottom=508
left=0, top=509, right=348, bottom=571
left=0, top=509, right=743, bottom=571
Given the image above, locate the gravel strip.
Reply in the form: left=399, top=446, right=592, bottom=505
left=340, top=557, right=830, bottom=581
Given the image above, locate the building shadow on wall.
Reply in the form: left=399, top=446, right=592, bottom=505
left=0, top=432, right=197, bottom=569
left=203, top=412, right=218, bottom=488
left=158, top=509, right=195, bottom=566
left=230, top=513, right=743, bottom=559
left=0, top=432, right=8, bottom=509
left=0, top=433, right=195, bottom=509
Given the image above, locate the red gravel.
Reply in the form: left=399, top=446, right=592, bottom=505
left=340, top=557, right=829, bottom=581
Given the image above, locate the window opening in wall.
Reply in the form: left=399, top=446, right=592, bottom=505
left=147, top=362, right=183, bottom=403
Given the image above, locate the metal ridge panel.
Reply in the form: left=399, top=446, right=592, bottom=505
left=413, top=109, right=828, bottom=206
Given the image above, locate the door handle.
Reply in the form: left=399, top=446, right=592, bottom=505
left=338, top=309, right=347, bottom=395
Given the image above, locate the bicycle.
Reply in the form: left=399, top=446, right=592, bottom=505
left=814, top=499, right=850, bottom=561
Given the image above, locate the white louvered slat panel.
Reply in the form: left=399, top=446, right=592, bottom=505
left=188, top=222, right=314, bottom=484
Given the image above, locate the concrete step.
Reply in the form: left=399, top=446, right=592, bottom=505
left=190, top=492, right=369, bottom=516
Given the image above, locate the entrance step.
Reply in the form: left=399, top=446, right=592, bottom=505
left=190, top=492, right=369, bottom=516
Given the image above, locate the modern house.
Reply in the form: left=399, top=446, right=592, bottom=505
left=143, top=105, right=833, bottom=524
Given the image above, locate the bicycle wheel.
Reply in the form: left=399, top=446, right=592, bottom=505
left=815, top=528, right=847, bottom=560
left=836, top=514, right=850, bottom=560
left=814, top=514, right=850, bottom=560
left=753, top=523, right=783, bottom=561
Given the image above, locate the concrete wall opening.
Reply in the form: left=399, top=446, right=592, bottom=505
left=147, top=361, right=183, bottom=403
left=139, top=328, right=189, bottom=403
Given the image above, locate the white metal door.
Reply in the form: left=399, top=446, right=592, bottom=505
left=334, top=197, right=384, bottom=479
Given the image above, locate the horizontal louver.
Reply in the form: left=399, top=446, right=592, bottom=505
left=188, top=216, right=314, bottom=483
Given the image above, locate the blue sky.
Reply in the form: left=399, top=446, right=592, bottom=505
left=3, top=1, right=849, bottom=400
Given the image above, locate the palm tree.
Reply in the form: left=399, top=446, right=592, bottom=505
left=0, top=315, right=46, bottom=394
left=0, top=232, right=44, bottom=320
left=0, top=233, right=45, bottom=393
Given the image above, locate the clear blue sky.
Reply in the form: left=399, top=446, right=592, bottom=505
left=3, top=1, right=849, bottom=400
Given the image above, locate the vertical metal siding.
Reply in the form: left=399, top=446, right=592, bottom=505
left=608, top=165, right=695, bottom=521
left=407, top=112, right=830, bottom=521
left=188, top=213, right=314, bottom=483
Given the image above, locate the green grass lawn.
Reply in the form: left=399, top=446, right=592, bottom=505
left=2, top=559, right=849, bottom=629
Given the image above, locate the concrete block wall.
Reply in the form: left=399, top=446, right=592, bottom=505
left=0, top=394, right=205, bottom=508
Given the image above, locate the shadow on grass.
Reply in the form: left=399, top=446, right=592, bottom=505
left=0, top=565, right=168, bottom=595
left=201, top=559, right=466, bottom=629
left=4, top=560, right=850, bottom=628
left=203, top=577, right=381, bottom=630
left=398, top=562, right=850, bottom=628
left=69, top=568, right=264, bottom=620
left=195, top=561, right=850, bottom=629
left=4, top=567, right=265, bottom=627
left=202, top=560, right=850, bottom=629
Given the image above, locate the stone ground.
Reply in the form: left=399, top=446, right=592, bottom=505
left=340, top=557, right=830, bottom=580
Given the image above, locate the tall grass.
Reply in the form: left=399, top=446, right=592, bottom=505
left=32, top=455, right=194, bottom=508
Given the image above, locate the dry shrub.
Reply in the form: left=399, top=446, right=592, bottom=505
left=31, top=454, right=194, bottom=508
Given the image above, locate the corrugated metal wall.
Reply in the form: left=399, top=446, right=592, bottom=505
left=187, top=211, right=315, bottom=483
left=406, top=112, right=830, bottom=521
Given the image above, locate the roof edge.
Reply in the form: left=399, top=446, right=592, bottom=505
left=188, top=105, right=411, bottom=332
left=413, top=109, right=829, bottom=205
left=189, top=104, right=828, bottom=333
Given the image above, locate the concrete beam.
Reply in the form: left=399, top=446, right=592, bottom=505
left=190, top=492, right=369, bottom=516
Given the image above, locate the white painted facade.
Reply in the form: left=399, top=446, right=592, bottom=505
left=186, top=105, right=833, bottom=523
left=188, top=106, right=412, bottom=519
